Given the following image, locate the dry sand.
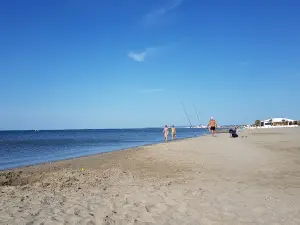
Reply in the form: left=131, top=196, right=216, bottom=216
left=1, top=128, right=300, bottom=225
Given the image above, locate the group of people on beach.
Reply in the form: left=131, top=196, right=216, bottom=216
left=163, top=117, right=218, bottom=141
left=207, top=117, right=240, bottom=138
left=163, top=125, right=176, bottom=141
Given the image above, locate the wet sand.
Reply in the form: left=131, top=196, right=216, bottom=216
left=1, top=128, right=300, bottom=225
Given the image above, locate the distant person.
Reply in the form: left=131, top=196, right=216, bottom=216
left=208, top=117, right=217, bottom=136
left=163, top=125, right=169, bottom=141
left=229, top=127, right=238, bottom=138
left=171, top=125, right=176, bottom=140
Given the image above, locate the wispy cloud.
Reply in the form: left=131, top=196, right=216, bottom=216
left=142, top=0, right=184, bottom=26
left=140, top=88, right=164, bottom=93
left=128, top=52, right=147, bottom=62
left=128, top=47, right=157, bottom=62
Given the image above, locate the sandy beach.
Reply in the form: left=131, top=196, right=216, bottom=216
left=1, top=128, right=300, bottom=225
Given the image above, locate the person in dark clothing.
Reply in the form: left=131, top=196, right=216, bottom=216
left=229, top=127, right=238, bottom=138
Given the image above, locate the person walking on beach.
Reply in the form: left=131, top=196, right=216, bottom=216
left=171, top=125, right=176, bottom=140
left=208, top=117, right=217, bottom=136
left=163, top=125, right=169, bottom=141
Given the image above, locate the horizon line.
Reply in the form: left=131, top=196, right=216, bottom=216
left=0, top=125, right=245, bottom=132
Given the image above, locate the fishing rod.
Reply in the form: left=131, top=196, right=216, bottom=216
left=193, top=103, right=200, bottom=126
left=177, top=93, right=193, bottom=128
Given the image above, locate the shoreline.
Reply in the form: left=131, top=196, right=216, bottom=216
left=0, top=133, right=204, bottom=172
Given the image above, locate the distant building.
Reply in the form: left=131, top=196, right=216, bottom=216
left=260, top=118, right=297, bottom=127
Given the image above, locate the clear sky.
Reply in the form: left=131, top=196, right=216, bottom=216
left=0, top=0, right=299, bottom=130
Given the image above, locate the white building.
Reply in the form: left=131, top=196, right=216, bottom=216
left=244, top=117, right=298, bottom=129
left=246, top=118, right=299, bottom=129
left=260, top=118, right=297, bottom=127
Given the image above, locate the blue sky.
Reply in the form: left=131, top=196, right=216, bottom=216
left=0, top=0, right=299, bottom=130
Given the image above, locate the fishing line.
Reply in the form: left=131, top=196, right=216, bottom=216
left=193, top=103, right=200, bottom=126
left=177, top=93, right=198, bottom=137
left=177, top=93, right=192, bottom=128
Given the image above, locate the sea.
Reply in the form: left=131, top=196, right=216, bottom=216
left=0, top=128, right=208, bottom=170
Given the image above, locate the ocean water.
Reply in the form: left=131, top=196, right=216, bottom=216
left=0, top=128, right=208, bottom=170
